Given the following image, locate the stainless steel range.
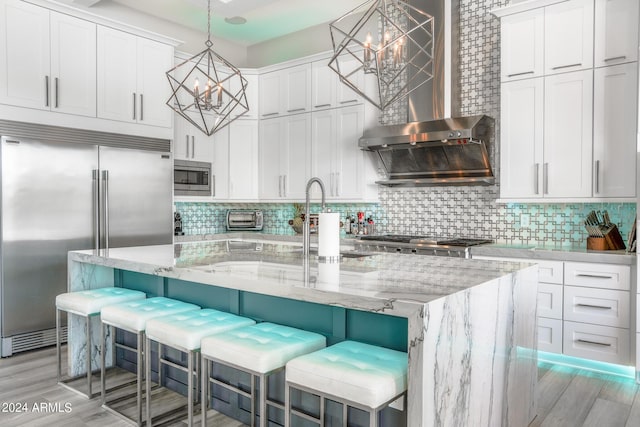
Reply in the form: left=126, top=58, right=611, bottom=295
left=354, top=235, right=493, bottom=258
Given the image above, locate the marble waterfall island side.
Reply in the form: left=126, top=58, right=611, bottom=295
left=67, top=240, right=538, bottom=427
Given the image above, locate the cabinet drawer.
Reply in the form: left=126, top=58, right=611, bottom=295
left=563, top=321, right=629, bottom=365
left=538, top=283, right=563, bottom=319
left=538, top=317, right=562, bottom=354
left=564, top=286, right=629, bottom=328
left=537, top=260, right=564, bottom=284
left=564, top=262, right=630, bottom=290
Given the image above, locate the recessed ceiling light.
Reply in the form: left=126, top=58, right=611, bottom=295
left=224, top=16, right=247, bottom=25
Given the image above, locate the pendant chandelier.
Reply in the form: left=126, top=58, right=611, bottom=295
left=166, top=0, right=249, bottom=136
left=328, top=0, right=434, bottom=111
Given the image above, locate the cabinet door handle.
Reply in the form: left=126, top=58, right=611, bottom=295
left=534, top=163, right=540, bottom=195
left=551, top=63, right=582, bottom=70
left=262, top=112, right=279, bottom=117
left=507, top=71, right=535, bottom=78
left=133, top=93, right=137, bottom=120
left=140, top=94, right=144, bottom=121
left=54, top=77, right=59, bottom=108
left=314, top=104, right=331, bottom=108
left=576, top=303, right=612, bottom=310
left=185, top=135, right=190, bottom=158
left=339, top=99, right=358, bottom=104
left=330, top=172, right=335, bottom=197
left=45, top=76, right=49, bottom=107
left=283, top=174, right=287, bottom=197
left=286, top=108, right=306, bottom=113
left=604, top=55, right=626, bottom=62
left=335, top=172, right=340, bottom=197
left=576, top=339, right=611, bottom=347
left=191, top=136, right=195, bottom=158
left=594, top=160, right=600, bottom=194
left=278, top=175, right=282, bottom=197
left=543, top=163, right=548, bottom=195
left=574, top=272, right=615, bottom=279
left=212, top=175, right=215, bottom=197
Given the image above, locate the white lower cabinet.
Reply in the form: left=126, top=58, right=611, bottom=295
left=537, top=283, right=563, bottom=319
left=563, top=321, right=629, bottom=365
left=538, top=317, right=563, bottom=354
left=563, top=286, right=630, bottom=328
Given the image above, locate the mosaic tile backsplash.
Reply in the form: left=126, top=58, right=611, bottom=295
left=177, top=0, right=637, bottom=248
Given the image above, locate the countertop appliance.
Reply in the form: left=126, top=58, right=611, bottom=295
left=174, top=159, right=211, bottom=196
left=354, top=234, right=493, bottom=258
left=226, top=210, right=263, bottom=231
left=0, top=121, right=173, bottom=357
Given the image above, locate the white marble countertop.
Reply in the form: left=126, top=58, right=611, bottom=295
left=471, top=243, right=635, bottom=265
left=69, top=239, right=533, bottom=318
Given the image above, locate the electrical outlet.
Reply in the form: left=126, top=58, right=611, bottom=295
left=521, top=213, right=530, bottom=227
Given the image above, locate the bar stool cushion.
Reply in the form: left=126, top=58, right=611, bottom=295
left=146, top=309, right=256, bottom=351
left=56, top=287, right=146, bottom=316
left=101, top=297, right=200, bottom=332
left=286, top=341, right=408, bottom=408
left=201, top=322, right=326, bottom=374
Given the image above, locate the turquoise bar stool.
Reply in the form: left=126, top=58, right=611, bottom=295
left=55, top=287, right=146, bottom=398
left=285, top=341, right=408, bottom=427
left=100, top=296, right=200, bottom=426
left=144, top=308, right=255, bottom=427
left=200, top=322, right=326, bottom=427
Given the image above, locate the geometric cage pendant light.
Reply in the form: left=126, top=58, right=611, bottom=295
left=166, top=0, right=249, bottom=136
left=328, top=0, right=434, bottom=111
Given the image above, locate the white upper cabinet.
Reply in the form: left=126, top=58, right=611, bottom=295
left=0, top=0, right=96, bottom=116
left=500, top=78, right=544, bottom=198
left=173, top=113, right=214, bottom=163
left=543, top=70, right=593, bottom=198
left=97, top=26, right=173, bottom=127
left=231, top=71, right=258, bottom=119
left=593, top=62, right=638, bottom=198
left=311, top=60, right=336, bottom=110
left=594, top=0, right=639, bottom=67
left=259, top=63, right=311, bottom=118
left=544, top=0, right=594, bottom=74
left=500, top=8, right=544, bottom=81
left=228, top=120, right=259, bottom=200
left=211, top=126, right=230, bottom=199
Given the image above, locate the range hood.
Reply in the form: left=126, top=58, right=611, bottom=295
left=359, top=115, right=495, bottom=187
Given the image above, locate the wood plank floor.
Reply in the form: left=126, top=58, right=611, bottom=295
left=1, top=346, right=639, bottom=426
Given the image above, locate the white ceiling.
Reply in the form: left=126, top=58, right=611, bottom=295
left=71, top=0, right=365, bottom=46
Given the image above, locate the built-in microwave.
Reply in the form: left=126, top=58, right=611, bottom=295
left=174, top=159, right=211, bottom=196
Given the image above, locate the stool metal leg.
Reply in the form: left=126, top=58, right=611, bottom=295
left=284, top=382, right=290, bottom=427
left=201, top=357, right=209, bottom=427
left=136, top=332, right=144, bottom=426
left=101, top=322, right=106, bottom=405
left=259, top=373, right=267, bottom=427
left=251, top=374, right=257, bottom=427
left=56, top=309, right=62, bottom=383
left=341, top=399, right=347, bottom=427
left=371, top=408, right=378, bottom=427
left=145, top=336, right=152, bottom=427
left=86, top=314, right=92, bottom=398
left=187, top=350, right=194, bottom=427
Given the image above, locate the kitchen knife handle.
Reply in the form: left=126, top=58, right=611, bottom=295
left=534, top=163, right=540, bottom=194
left=93, top=169, right=100, bottom=252
left=133, top=93, right=137, bottom=120
left=595, top=160, right=600, bottom=194
left=185, top=135, right=190, bottom=158
left=543, top=163, right=549, bottom=195
left=54, top=77, right=59, bottom=108
left=45, top=76, right=49, bottom=107
left=102, top=170, right=109, bottom=252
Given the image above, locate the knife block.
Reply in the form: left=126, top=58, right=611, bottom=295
left=586, top=237, right=608, bottom=250
left=587, top=225, right=626, bottom=250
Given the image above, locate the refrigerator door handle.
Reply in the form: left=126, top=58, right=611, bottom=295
left=93, top=169, right=100, bottom=251
left=102, top=170, right=110, bottom=251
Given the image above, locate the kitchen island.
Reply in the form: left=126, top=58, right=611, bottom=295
left=67, top=239, right=539, bottom=427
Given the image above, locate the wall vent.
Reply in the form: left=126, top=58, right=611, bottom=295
left=1, top=327, right=66, bottom=357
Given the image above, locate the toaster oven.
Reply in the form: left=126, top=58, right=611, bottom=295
left=226, top=210, right=263, bottom=231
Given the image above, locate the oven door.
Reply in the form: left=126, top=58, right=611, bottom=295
left=174, top=160, right=211, bottom=196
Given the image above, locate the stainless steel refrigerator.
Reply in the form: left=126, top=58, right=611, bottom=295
left=0, top=121, right=173, bottom=357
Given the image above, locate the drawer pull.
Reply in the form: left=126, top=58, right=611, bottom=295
left=576, top=303, right=612, bottom=310
left=604, top=55, right=626, bottom=62
left=551, top=63, right=582, bottom=70
left=576, top=339, right=611, bottom=347
left=286, top=108, right=306, bottom=113
left=314, top=104, right=331, bottom=108
left=507, top=71, right=535, bottom=78
left=574, top=273, right=615, bottom=279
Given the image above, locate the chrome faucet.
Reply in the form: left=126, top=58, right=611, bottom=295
left=303, top=177, right=326, bottom=257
